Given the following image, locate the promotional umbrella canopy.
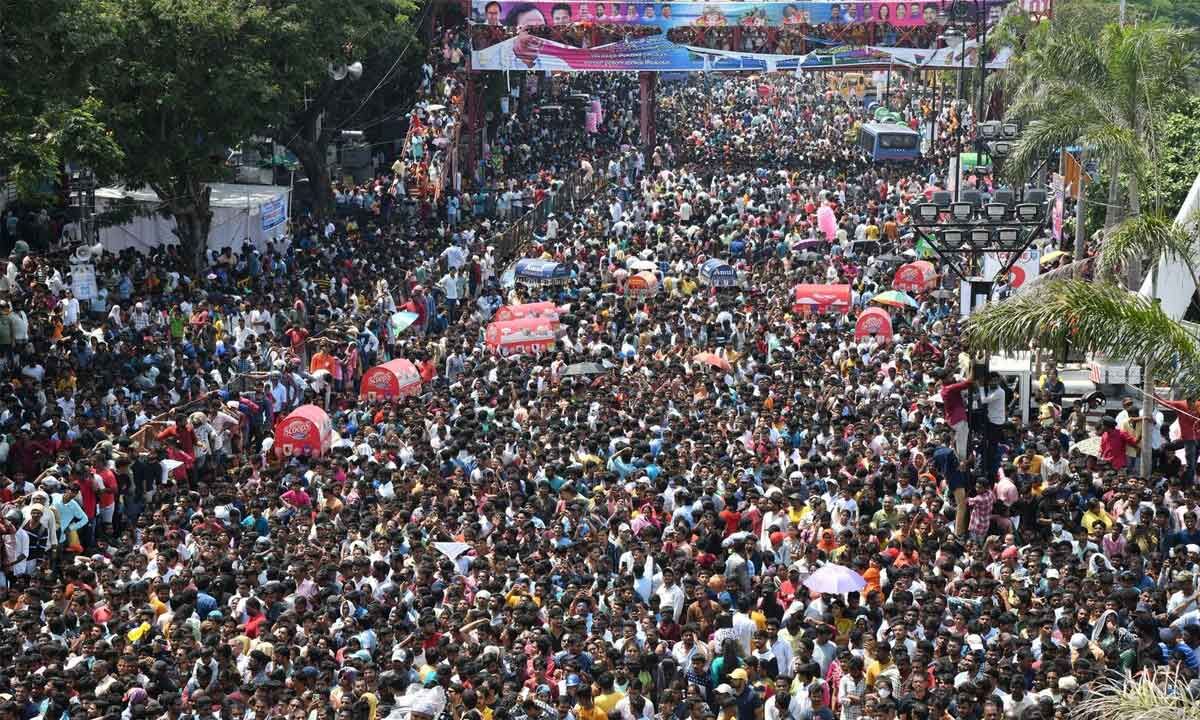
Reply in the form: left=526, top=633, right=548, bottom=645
left=563, top=362, right=606, bottom=376
left=871, top=290, right=919, bottom=309
left=803, top=564, right=867, bottom=594
left=514, top=259, right=571, bottom=285
left=854, top=307, right=894, bottom=342
left=699, top=258, right=738, bottom=288
left=359, top=359, right=423, bottom=401
left=892, top=260, right=938, bottom=293
left=792, top=284, right=852, bottom=314
left=273, top=404, right=333, bottom=459
left=493, top=301, right=560, bottom=323
left=693, top=352, right=732, bottom=372
left=791, top=237, right=825, bottom=250
left=625, top=271, right=660, bottom=298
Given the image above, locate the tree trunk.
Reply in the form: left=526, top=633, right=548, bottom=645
left=157, top=181, right=212, bottom=275
left=289, top=135, right=334, bottom=221
left=1125, top=170, right=1143, bottom=288
left=174, top=205, right=213, bottom=276
left=1103, top=164, right=1124, bottom=229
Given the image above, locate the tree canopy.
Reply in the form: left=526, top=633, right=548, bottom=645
left=2, top=0, right=423, bottom=269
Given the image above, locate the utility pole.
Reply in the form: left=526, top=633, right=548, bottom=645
left=1142, top=266, right=1158, bottom=477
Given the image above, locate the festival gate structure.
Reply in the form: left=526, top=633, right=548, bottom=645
left=466, top=0, right=1033, bottom=154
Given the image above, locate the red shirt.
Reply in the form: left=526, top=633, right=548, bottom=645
left=1161, top=399, right=1200, bottom=441
left=941, top=380, right=971, bottom=426
left=718, top=508, right=742, bottom=536
left=287, top=327, right=309, bottom=351
left=1100, top=427, right=1138, bottom=469
left=75, top=475, right=98, bottom=519
left=95, top=467, right=117, bottom=508
left=243, top=612, right=267, bottom=638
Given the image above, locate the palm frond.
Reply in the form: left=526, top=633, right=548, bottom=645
left=1098, top=213, right=1198, bottom=282
left=964, top=280, right=1200, bottom=394
left=1077, top=123, right=1147, bottom=178
left=1006, top=116, right=1090, bottom=183
left=1018, top=256, right=1094, bottom=292
left=1076, top=667, right=1200, bottom=720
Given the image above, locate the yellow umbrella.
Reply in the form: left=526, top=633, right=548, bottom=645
left=1040, top=250, right=1070, bottom=266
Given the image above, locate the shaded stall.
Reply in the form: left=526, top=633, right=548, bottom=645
left=486, top=317, right=560, bottom=356
left=359, top=359, right=423, bottom=401
left=892, top=260, right=938, bottom=293
left=274, top=404, right=333, bottom=459
left=493, top=301, right=561, bottom=323
left=792, top=284, right=851, bottom=314
left=854, top=307, right=894, bottom=342
left=699, top=259, right=738, bottom=288
left=514, top=259, right=571, bottom=286
left=625, top=271, right=660, bottom=299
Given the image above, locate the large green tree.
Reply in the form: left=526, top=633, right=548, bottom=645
left=0, top=0, right=123, bottom=197
left=1001, top=15, right=1194, bottom=237
left=264, top=0, right=422, bottom=218
left=1142, top=93, right=1200, bottom=216
left=84, top=0, right=279, bottom=272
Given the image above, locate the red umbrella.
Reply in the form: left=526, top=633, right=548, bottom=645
left=693, top=352, right=732, bottom=372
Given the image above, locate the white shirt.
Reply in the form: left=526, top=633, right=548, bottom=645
left=732, top=611, right=757, bottom=656
left=656, top=582, right=685, bottom=623
left=441, top=245, right=466, bottom=269
left=980, top=386, right=1006, bottom=425
left=60, top=297, right=80, bottom=326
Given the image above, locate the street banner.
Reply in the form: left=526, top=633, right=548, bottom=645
left=983, top=246, right=1040, bottom=291
left=470, top=0, right=1014, bottom=72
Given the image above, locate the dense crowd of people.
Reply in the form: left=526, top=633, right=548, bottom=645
left=0, top=28, right=1197, bottom=720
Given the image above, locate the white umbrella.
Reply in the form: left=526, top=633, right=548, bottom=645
left=803, top=564, right=866, bottom=594
left=1070, top=436, right=1102, bottom=458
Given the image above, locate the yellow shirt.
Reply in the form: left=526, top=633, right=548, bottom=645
left=594, top=691, right=625, bottom=715
left=865, top=659, right=894, bottom=687
left=573, top=707, right=607, bottom=720
left=1081, top=509, right=1113, bottom=531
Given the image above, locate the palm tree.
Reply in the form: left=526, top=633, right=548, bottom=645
left=963, top=212, right=1200, bottom=471
left=1001, top=19, right=1194, bottom=235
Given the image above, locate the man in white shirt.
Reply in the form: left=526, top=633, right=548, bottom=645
left=979, top=372, right=1007, bottom=475
left=440, top=243, right=466, bottom=270
left=656, top=567, right=686, bottom=623
left=732, top=596, right=758, bottom=656
left=1040, top=444, right=1069, bottom=481
left=59, top=290, right=80, bottom=327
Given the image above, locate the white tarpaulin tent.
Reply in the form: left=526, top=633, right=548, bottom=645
left=90, top=183, right=290, bottom=255
left=1141, top=170, right=1200, bottom=319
